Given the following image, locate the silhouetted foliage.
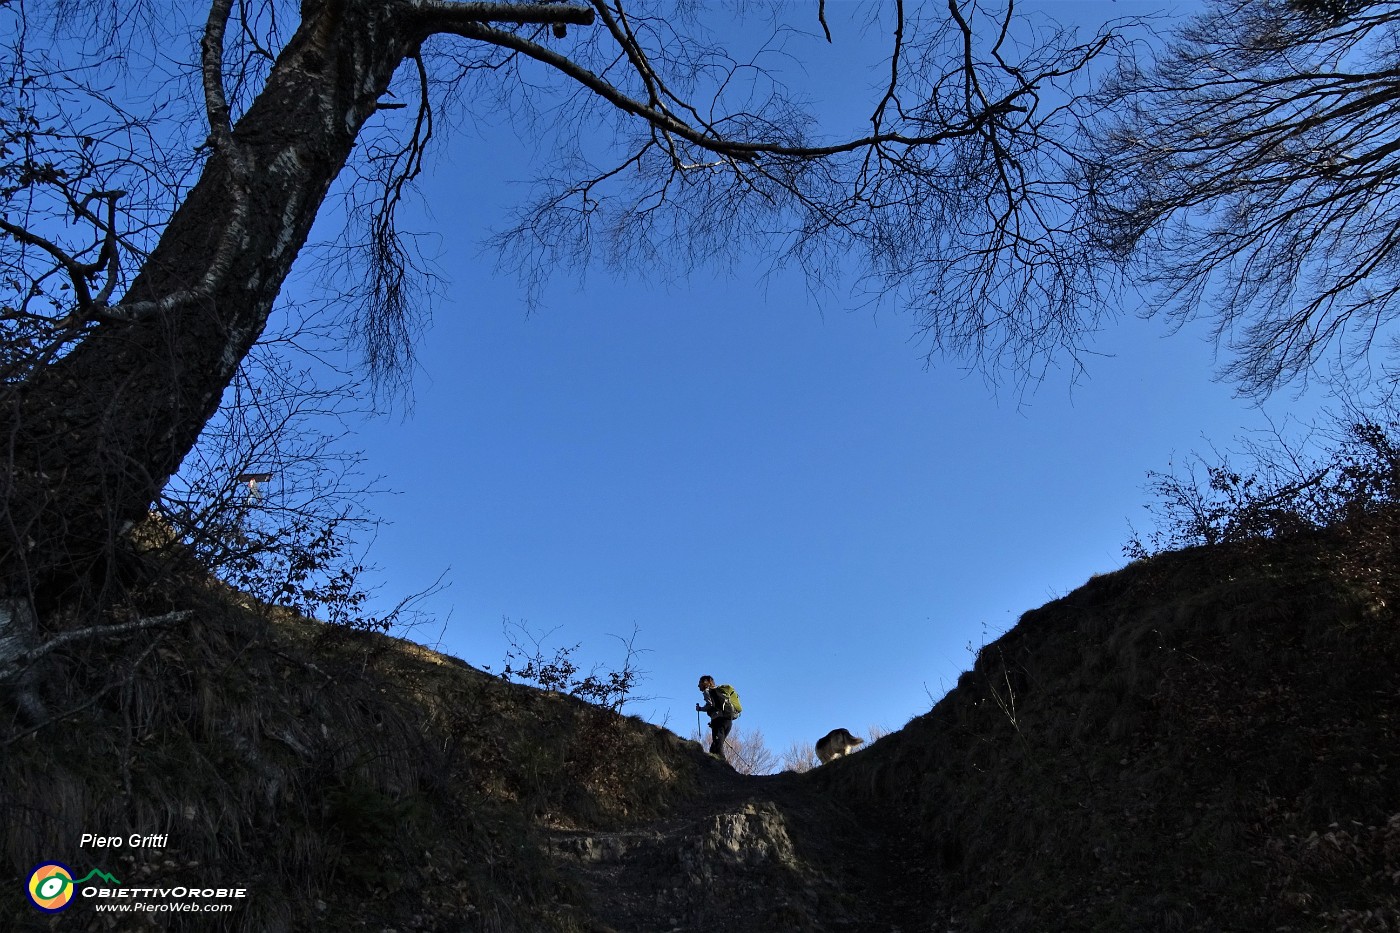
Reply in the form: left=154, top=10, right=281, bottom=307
left=154, top=342, right=404, bottom=630
left=1127, top=396, right=1400, bottom=557
left=490, top=618, right=649, bottom=712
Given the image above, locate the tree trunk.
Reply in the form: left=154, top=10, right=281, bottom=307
left=0, top=0, right=418, bottom=617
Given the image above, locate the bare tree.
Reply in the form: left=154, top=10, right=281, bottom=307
left=696, top=724, right=780, bottom=775
left=0, top=0, right=1124, bottom=719
left=1080, top=0, right=1400, bottom=395
left=781, top=740, right=820, bottom=774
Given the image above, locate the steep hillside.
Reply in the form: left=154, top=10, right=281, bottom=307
left=823, top=505, right=1400, bottom=931
left=4, top=508, right=1398, bottom=931
left=2, top=573, right=706, bottom=931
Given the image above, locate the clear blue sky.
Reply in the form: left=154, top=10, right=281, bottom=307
left=285, top=0, right=1325, bottom=763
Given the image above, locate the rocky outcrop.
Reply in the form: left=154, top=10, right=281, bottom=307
left=549, top=762, right=933, bottom=932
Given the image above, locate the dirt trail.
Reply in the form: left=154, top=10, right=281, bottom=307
left=548, top=756, right=944, bottom=933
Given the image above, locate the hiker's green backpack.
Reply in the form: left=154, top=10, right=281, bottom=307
left=716, top=684, right=742, bottom=718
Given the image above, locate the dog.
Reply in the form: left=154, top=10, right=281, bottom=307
left=815, top=728, right=864, bottom=764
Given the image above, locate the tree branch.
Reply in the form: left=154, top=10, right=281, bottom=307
left=415, top=1, right=595, bottom=29
left=0, top=218, right=97, bottom=311
left=431, top=16, right=1031, bottom=164
left=18, top=611, right=193, bottom=666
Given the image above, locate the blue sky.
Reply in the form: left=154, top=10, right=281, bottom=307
left=356, top=256, right=1312, bottom=757
left=283, top=0, right=1330, bottom=762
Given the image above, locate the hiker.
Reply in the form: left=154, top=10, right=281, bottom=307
left=696, top=675, right=741, bottom=761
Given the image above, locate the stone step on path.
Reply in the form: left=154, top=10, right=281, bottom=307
left=546, top=767, right=943, bottom=933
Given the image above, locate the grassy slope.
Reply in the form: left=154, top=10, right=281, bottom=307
left=2, top=569, right=702, bottom=932
left=824, top=507, right=1400, bottom=931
